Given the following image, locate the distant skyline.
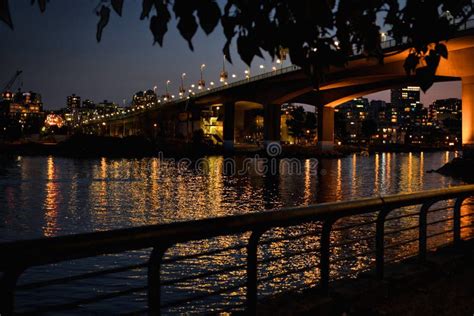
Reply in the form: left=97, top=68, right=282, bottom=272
left=367, top=82, right=461, bottom=105
left=0, top=1, right=462, bottom=109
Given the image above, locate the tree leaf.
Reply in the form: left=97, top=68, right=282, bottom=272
left=197, top=0, right=221, bottom=35
left=415, top=66, right=435, bottom=92
left=150, top=5, right=170, bottom=47
left=140, top=0, right=154, bottom=20
left=177, top=13, right=198, bottom=50
left=149, top=2, right=170, bottom=46
left=38, top=0, right=46, bottom=12
left=403, top=53, right=419, bottom=75
left=96, top=5, right=110, bottom=42
left=111, top=0, right=124, bottom=16
left=0, top=0, right=13, bottom=29
left=425, top=49, right=440, bottom=70
left=223, top=39, right=232, bottom=64
left=173, top=0, right=196, bottom=18
left=237, top=34, right=256, bottom=66
left=435, top=43, right=448, bottom=59
left=221, top=15, right=236, bottom=41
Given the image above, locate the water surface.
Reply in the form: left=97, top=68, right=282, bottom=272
left=0, top=151, right=471, bottom=314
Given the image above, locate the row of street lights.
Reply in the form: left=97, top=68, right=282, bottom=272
left=156, top=58, right=287, bottom=99
left=84, top=57, right=289, bottom=124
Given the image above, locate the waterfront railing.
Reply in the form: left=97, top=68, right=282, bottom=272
left=1, top=185, right=474, bottom=314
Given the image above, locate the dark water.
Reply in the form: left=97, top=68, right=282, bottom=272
left=0, top=151, right=472, bottom=314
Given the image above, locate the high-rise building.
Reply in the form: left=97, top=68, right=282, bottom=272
left=0, top=90, right=45, bottom=136
left=391, top=86, right=420, bottom=106
left=66, top=94, right=82, bottom=127
left=335, top=97, right=369, bottom=143
left=390, top=86, right=422, bottom=128
left=67, top=94, right=81, bottom=110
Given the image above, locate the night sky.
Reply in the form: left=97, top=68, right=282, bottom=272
left=0, top=1, right=462, bottom=109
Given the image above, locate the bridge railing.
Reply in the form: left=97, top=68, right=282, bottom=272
left=83, top=64, right=301, bottom=125
left=1, top=185, right=474, bottom=314
left=192, top=64, right=301, bottom=99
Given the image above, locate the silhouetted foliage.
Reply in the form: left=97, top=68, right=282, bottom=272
left=1, top=0, right=473, bottom=91
left=304, top=112, right=317, bottom=131
left=286, top=106, right=306, bottom=140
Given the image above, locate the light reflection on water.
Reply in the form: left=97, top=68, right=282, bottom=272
left=0, top=151, right=472, bottom=314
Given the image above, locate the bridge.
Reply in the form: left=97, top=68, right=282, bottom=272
left=82, top=20, right=474, bottom=151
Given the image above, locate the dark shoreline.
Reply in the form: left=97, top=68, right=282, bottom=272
left=435, top=157, right=474, bottom=183
left=0, top=135, right=462, bottom=160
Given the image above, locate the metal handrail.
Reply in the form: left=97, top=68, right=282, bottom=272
left=1, top=185, right=472, bottom=268
left=1, top=185, right=474, bottom=315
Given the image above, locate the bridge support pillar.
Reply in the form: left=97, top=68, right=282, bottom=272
left=264, top=104, right=281, bottom=149
left=223, top=102, right=235, bottom=151
left=318, top=105, right=335, bottom=151
left=463, top=76, right=474, bottom=157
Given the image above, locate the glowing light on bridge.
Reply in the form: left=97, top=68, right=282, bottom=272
left=220, top=55, right=228, bottom=83
left=198, top=64, right=206, bottom=89
left=179, top=73, right=186, bottom=96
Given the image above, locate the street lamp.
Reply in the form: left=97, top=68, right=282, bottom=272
left=276, top=58, right=283, bottom=70
left=220, top=55, right=228, bottom=83
left=259, top=64, right=265, bottom=74
left=198, top=64, right=206, bottom=89
left=244, top=69, right=250, bottom=79
left=179, top=73, right=186, bottom=96
left=163, top=80, right=171, bottom=100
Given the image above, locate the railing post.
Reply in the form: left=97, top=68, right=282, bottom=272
left=375, top=207, right=391, bottom=279
left=246, top=230, right=264, bottom=315
left=0, top=269, right=22, bottom=316
left=320, top=219, right=335, bottom=294
left=453, top=197, right=466, bottom=245
left=419, top=201, right=435, bottom=261
left=148, top=246, right=168, bottom=316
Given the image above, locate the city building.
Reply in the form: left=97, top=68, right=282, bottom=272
left=66, top=94, right=82, bottom=127
left=429, top=98, right=462, bottom=122
left=67, top=94, right=81, bottom=110
left=132, top=90, right=157, bottom=108
left=391, top=86, right=423, bottom=128
left=335, top=97, right=369, bottom=144
left=0, top=90, right=45, bottom=138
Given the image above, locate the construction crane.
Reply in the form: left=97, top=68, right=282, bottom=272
left=2, top=70, right=22, bottom=92
left=1, top=70, right=22, bottom=101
